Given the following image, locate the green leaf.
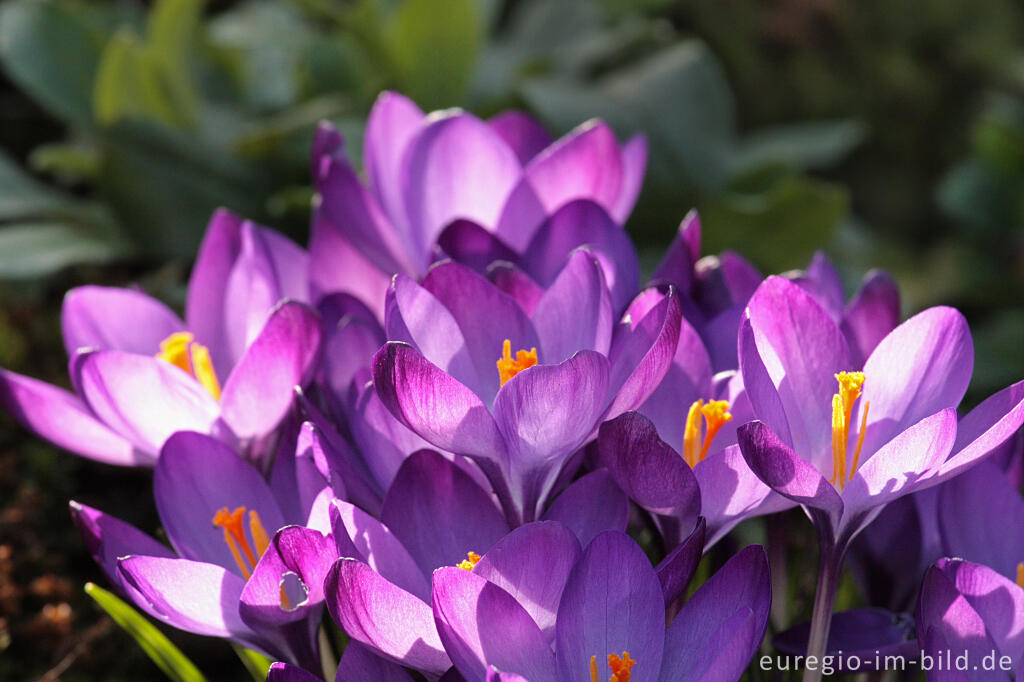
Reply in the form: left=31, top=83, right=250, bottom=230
left=146, top=0, right=204, bottom=121
left=85, top=583, right=206, bottom=682
left=0, top=224, right=129, bottom=279
left=232, top=644, right=273, bottom=682
left=0, top=151, right=74, bottom=221
left=388, top=0, right=482, bottom=108
left=0, top=0, right=109, bottom=126
left=28, top=143, right=102, bottom=180
left=733, top=119, right=867, bottom=173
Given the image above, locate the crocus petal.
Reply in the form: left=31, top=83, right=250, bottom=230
left=489, top=110, right=553, bottom=165
left=186, top=209, right=244, bottom=373
left=433, top=566, right=557, bottom=682
left=266, top=662, right=321, bottom=682
left=325, top=558, right=450, bottom=674
left=437, top=220, right=519, bottom=273
left=220, top=301, right=321, bottom=441
left=939, top=460, right=1024, bottom=592
left=381, top=450, right=508, bottom=577
left=651, top=210, right=700, bottom=292
left=541, top=470, right=629, bottom=549
left=492, top=351, right=610, bottom=519
left=860, top=307, right=972, bottom=458
left=841, top=270, right=900, bottom=368
left=656, top=517, right=706, bottom=616
left=531, top=249, right=614, bottom=362
left=745, top=276, right=850, bottom=468
left=337, top=641, right=416, bottom=682
left=70, top=501, right=175, bottom=593
left=605, top=288, right=683, bottom=419
left=660, top=545, right=771, bottom=682
left=0, top=369, right=142, bottom=465
left=117, top=556, right=252, bottom=640
left=372, top=343, right=507, bottom=463
left=520, top=201, right=640, bottom=312
left=421, top=261, right=539, bottom=404
left=61, top=286, right=184, bottom=356
left=738, top=421, right=843, bottom=532
left=322, top=317, right=385, bottom=407
left=330, top=499, right=430, bottom=601
left=596, top=412, right=700, bottom=545
left=610, top=134, right=647, bottom=223
left=941, top=378, right=1024, bottom=477
left=77, top=351, right=221, bottom=455
left=308, top=214, right=393, bottom=316
left=403, top=113, right=523, bottom=256
left=363, top=91, right=425, bottom=237
left=796, top=251, right=845, bottom=321
left=472, top=521, right=582, bottom=642
left=155, top=431, right=284, bottom=569
left=555, top=531, right=664, bottom=682
left=738, top=319, right=793, bottom=446
left=487, top=263, right=545, bottom=316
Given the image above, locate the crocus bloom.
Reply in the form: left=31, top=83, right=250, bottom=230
left=266, top=641, right=414, bottom=681
left=72, top=431, right=333, bottom=672
left=423, top=529, right=770, bottom=682
left=0, top=210, right=320, bottom=466
left=736, top=276, right=1024, bottom=672
left=918, top=558, right=1024, bottom=680
left=372, top=252, right=680, bottom=524
left=309, top=91, right=646, bottom=315
left=322, top=452, right=630, bottom=677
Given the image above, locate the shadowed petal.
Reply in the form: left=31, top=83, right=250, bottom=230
left=841, top=270, right=900, bottom=368
left=651, top=210, right=700, bottom=292
left=489, top=111, right=553, bottom=164
left=541, top=470, right=629, bottom=549
left=610, top=134, right=647, bottom=223
left=337, top=641, right=416, bottom=682
left=437, top=220, right=519, bottom=273
left=266, top=662, right=320, bottom=682
left=656, top=517, right=705, bottom=616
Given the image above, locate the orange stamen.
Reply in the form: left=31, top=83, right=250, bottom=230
left=830, top=372, right=866, bottom=489
left=699, top=401, right=733, bottom=461
left=456, top=551, right=482, bottom=571
left=212, top=506, right=271, bottom=579
left=497, top=339, right=537, bottom=386
left=1017, top=562, right=1024, bottom=590
left=683, top=399, right=732, bottom=468
left=156, top=331, right=221, bottom=400
left=590, top=652, right=635, bottom=681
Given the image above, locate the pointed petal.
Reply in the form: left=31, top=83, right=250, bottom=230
left=488, top=110, right=553, bottom=165
left=363, top=91, right=425, bottom=236
left=437, top=219, right=519, bottom=272
left=220, top=302, right=321, bottom=441
left=941, top=378, right=1024, bottom=477
left=185, top=209, right=244, bottom=372
left=531, top=249, right=614, bottom=362
left=656, top=517, right=706, bottom=615
left=432, top=566, right=557, bottom=682
left=651, top=210, right=700, bottom=292
left=155, top=431, right=284, bottom=569
left=325, top=558, right=450, bottom=674
left=381, top=451, right=508, bottom=577
left=0, top=369, right=143, bottom=465
left=610, top=134, right=647, bottom=223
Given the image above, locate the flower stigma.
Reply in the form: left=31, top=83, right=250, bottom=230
left=156, top=332, right=222, bottom=400
left=829, top=371, right=870, bottom=490
left=1017, top=562, right=1024, bottom=589
left=211, top=506, right=271, bottom=579
left=590, top=652, right=635, bottom=682
left=497, top=339, right=538, bottom=386
left=456, top=551, right=481, bottom=570
left=683, top=399, right=733, bottom=468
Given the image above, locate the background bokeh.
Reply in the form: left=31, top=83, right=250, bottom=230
left=0, top=0, right=1021, bottom=679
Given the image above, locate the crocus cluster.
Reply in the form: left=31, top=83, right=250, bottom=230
left=3, top=91, right=1023, bottom=682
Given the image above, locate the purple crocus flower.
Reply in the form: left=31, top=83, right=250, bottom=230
left=421, top=529, right=770, bottom=682
left=918, top=558, right=1024, bottom=680
left=309, top=91, right=646, bottom=316
left=71, top=431, right=333, bottom=672
left=735, top=276, right=1024, bottom=676
left=0, top=210, right=320, bottom=467
left=321, top=451, right=630, bottom=677
left=371, top=252, right=680, bottom=524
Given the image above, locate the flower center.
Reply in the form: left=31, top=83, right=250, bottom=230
left=496, top=339, right=537, bottom=387
left=456, top=551, right=481, bottom=570
left=156, top=332, right=221, bottom=400
left=682, top=400, right=732, bottom=468
left=1017, top=562, right=1024, bottom=589
left=211, top=506, right=271, bottom=579
left=590, top=652, right=635, bottom=682
left=829, top=371, right=870, bottom=490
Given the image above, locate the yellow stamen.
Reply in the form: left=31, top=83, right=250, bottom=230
left=590, top=652, right=635, bottom=682
left=682, top=399, right=732, bottom=468
left=1016, top=562, right=1024, bottom=589
left=830, top=371, right=866, bottom=489
left=212, top=506, right=271, bottom=579
left=497, top=339, right=538, bottom=386
left=156, top=331, right=222, bottom=400
left=456, top=551, right=482, bottom=571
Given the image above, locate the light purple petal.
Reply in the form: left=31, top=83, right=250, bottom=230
left=738, top=318, right=793, bottom=446
left=432, top=567, right=557, bottom=682
left=154, top=431, right=284, bottom=570
left=372, top=343, right=507, bottom=464
left=797, top=251, right=845, bottom=321
left=488, top=110, right=553, bottom=165
left=487, top=263, right=545, bottom=316
left=860, top=307, right=972, bottom=458
left=325, top=558, right=450, bottom=674
left=77, top=351, right=221, bottom=455
left=471, top=521, right=581, bottom=642
left=541, top=470, right=629, bottom=549
left=531, top=250, right=614, bottom=362
left=363, top=91, right=425, bottom=238
left=62, top=286, right=184, bottom=356
left=220, top=301, right=321, bottom=441
left=555, top=531, right=664, bottom=682
left=0, top=369, right=143, bottom=465
left=308, top=208, right=393, bottom=313
left=941, top=378, right=1024, bottom=477
left=610, top=134, right=647, bottom=223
